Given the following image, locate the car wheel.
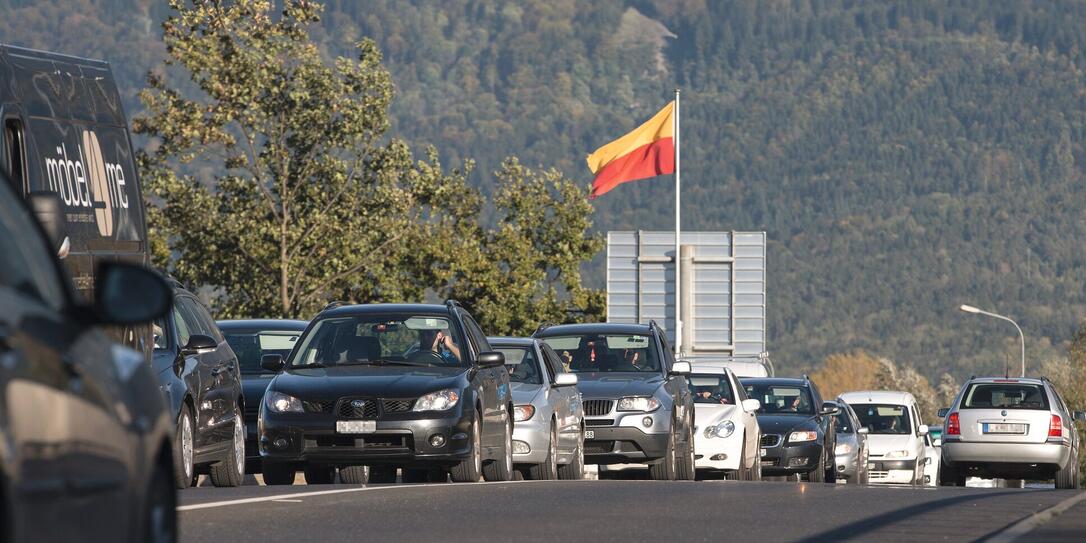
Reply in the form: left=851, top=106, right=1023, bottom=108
left=401, top=469, right=430, bottom=484
left=303, top=465, right=336, bottom=485
left=261, top=462, right=295, bottom=485
left=557, top=426, right=585, bottom=480
left=209, top=405, right=245, bottom=487
left=483, top=417, right=514, bottom=481
left=939, top=461, right=965, bottom=486
left=368, top=466, right=398, bottom=484
left=172, top=405, right=195, bottom=489
left=809, top=449, right=827, bottom=483
left=1055, top=456, right=1079, bottom=489
left=339, top=465, right=369, bottom=485
left=144, top=459, right=178, bottom=543
left=675, top=422, right=696, bottom=481
left=649, top=428, right=678, bottom=480
left=825, top=451, right=836, bottom=483
left=450, top=413, right=483, bottom=482
left=528, top=422, right=559, bottom=480
left=753, top=449, right=762, bottom=481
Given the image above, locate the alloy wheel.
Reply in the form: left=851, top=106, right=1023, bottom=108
left=233, top=411, right=245, bottom=476
left=181, top=414, right=193, bottom=481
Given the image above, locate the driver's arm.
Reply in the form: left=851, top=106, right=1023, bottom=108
left=444, top=338, right=462, bottom=362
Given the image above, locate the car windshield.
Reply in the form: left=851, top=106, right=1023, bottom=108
left=854, top=404, right=912, bottom=435
left=961, top=383, right=1049, bottom=410
left=497, top=346, right=542, bottom=384
left=540, top=334, right=659, bottom=373
left=743, top=384, right=815, bottom=415
left=224, top=329, right=303, bottom=374
left=688, top=374, right=736, bottom=404
left=834, top=410, right=854, bottom=433
left=289, top=314, right=467, bottom=368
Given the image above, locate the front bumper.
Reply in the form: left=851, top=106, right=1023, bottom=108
left=866, top=458, right=916, bottom=485
left=835, top=452, right=858, bottom=479
left=581, top=405, right=671, bottom=465
left=760, top=442, right=823, bottom=475
left=942, top=440, right=1072, bottom=468
left=259, top=407, right=474, bottom=468
left=513, top=416, right=552, bottom=465
left=694, top=432, right=743, bottom=471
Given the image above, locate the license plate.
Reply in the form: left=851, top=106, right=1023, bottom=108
left=760, top=448, right=767, bottom=457
left=585, top=430, right=595, bottom=439
left=336, top=420, right=376, bottom=434
left=983, top=423, right=1027, bottom=434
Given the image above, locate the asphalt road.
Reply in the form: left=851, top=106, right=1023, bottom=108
left=178, top=479, right=1085, bottom=542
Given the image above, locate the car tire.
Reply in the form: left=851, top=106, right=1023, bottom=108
left=527, top=422, right=559, bottom=480
left=368, top=466, right=398, bottom=484
left=209, top=405, right=246, bottom=487
left=1055, top=457, right=1079, bottom=489
left=339, top=465, right=369, bottom=485
left=809, top=449, right=827, bottom=483
left=939, top=462, right=965, bottom=487
left=649, top=428, right=678, bottom=481
left=557, top=426, right=585, bottom=480
left=172, top=405, right=195, bottom=489
left=303, top=465, right=336, bottom=485
left=676, top=422, right=696, bottom=481
left=483, top=418, right=514, bottom=482
left=752, top=450, right=762, bottom=481
left=144, top=459, right=178, bottom=543
left=450, top=413, right=483, bottom=482
left=401, top=469, right=430, bottom=484
left=261, top=462, right=295, bottom=485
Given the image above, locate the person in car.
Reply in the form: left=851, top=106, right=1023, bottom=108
left=417, top=329, right=461, bottom=365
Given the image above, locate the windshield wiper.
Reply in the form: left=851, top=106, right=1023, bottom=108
left=339, top=359, right=427, bottom=367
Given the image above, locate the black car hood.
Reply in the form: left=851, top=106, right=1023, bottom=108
left=574, top=372, right=664, bottom=399
left=242, top=374, right=275, bottom=406
left=271, top=365, right=469, bottom=399
left=757, top=413, right=820, bottom=435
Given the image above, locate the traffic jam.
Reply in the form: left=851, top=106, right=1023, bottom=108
left=0, top=39, right=1083, bottom=543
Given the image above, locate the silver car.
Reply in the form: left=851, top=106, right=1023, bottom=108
left=939, top=376, right=1084, bottom=488
left=833, top=399, right=870, bottom=484
left=490, top=337, right=585, bottom=480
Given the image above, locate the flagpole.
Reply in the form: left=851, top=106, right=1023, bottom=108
left=674, top=88, right=681, bottom=357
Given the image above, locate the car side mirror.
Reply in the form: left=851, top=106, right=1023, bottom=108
left=92, top=263, right=172, bottom=325
left=182, top=334, right=218, bottom=356
left=857, top=426, right=870, bottom=435
left=28, top=191, right=70, bottom=257
left=261, top=354, right=285, bottom=373
left=741, top=399, right=761, bottom=412
left=937, top=408, right=949, bottom=418
left=554, top=373, right=578, bottom=387
left=918, top=424, right=929, bottom=436
left=1073, top=411, right=1086, bottom=422
left=820, top=402, right=840, bottom=416
left=670, top=361, right=691, bottom=375
left=476, top=351, right=506, bottom=368
left=933, top=438, right=942, bottom=447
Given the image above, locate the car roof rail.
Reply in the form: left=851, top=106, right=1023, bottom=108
left=445, top=299, right=463, bottom=310
left=322, top=301, right=348, bottom=311
left=533, top=322, right=556, bottom=336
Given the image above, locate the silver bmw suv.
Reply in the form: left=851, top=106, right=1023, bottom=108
left=939, top=376, right=1084, bottom=488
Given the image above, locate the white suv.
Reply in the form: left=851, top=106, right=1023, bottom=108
left=838, top=391, right=932, bottom=485
left=939, top=377, right=1083, bottom=489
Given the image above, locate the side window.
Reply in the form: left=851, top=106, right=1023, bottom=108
left=172, top=306, right=192, bottom=348
left=539, top=344, right=562, bottom=383
left=657, top=331, right=675, bottom=367
left=732, top=374, right=748, bottom=401
left=461, top=314, right=491, bottom=355
left=4, top=118, right=27, bottom=192
left=188, top=298, right=223, bottom=342
left=152, top=317, right=169, bottom=350
left=911, top=405, right=923, bottom=434
left=0, top=179, right=66, bottom=310
left=176, top=297, right=208, bottom=339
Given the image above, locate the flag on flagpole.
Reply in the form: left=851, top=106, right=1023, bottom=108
left=585, top=101, right=675, bottom=199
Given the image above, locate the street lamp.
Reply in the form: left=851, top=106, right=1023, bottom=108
left=959, top=304, right=1026, bottom=377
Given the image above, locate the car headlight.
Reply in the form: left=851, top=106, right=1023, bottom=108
left=265, top=391, right=303, bottom=413
left=705, top=420, right=735, bottom=439
left=885, top=449, right=911, bottom=459
left=413, top=389, right=460, bottom=412
left=835, top=443, right=852, bottom=455
left=788, top=430, right=818, bottom=443
left=617, top=396, right=660, bottom=412
left=514, top=405, right=536, bottom=422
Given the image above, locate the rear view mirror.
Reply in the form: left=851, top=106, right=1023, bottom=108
left=857, top=427, right=870, bottom=435
left=554, top=373, right=578, bottom=387
left=477, top=351, right=506, bottom=368
left=261, top=354, right=285, bottom=373
left=93, top=263, right=172, bottom=325
left=670, top=361, right=691, bottom=375
left=182, top=334, right=217, bottom=355
left=937, top=408, right=949, bottom=418
left=28, top=191, right=69, bottom=258
left=741, top=399, right=761, bottom=412
left=918, top=424, right=929, bottom=436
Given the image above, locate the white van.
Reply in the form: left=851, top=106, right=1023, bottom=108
left=684, top=355, right=773, bottom=378
left=838, top=390, right=936, bottom=485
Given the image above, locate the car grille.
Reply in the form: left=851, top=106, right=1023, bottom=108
left=585, top=419, right=614, bottom=427
left=303, top=400, right=335, bottom=413
left=381, top=399, right=415, bottom=413
left=760, top=458, right=779, bottom=466
left=869, top=471, right=890, bottom=480
left=336, top=398, right=379, bottom=420
left=584, top=440, right=615, bottom=454
left=301, top=398, right=416, bottom=417
left=761, top=434, right=782, bottom=448
left=584, top=400, right=614, bottom=417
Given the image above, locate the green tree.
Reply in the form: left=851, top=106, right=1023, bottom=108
left=135, top=0, right=472, bottom=318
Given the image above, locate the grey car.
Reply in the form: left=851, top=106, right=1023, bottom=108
left=491, top=337, right=586, bottom=480
left=939, top=376, right=1085, bottom=488
left=833, top=399, right=870, bottom=484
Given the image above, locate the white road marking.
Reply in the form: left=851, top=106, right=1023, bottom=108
left=271, top=499, right=303, bottom=503
left=986, top=490, right=1086, bottom=543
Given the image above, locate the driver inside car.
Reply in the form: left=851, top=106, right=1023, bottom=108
left=417, top=328, right=461, bottom=365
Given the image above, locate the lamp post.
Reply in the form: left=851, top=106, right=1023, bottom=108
left=959, top=304, right=1026, bottom=377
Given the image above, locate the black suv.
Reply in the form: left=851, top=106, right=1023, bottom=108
left=741, top=377, right=838, bottom=482
left=258, top=301, right=514, bottom=484
left=152, top=280, right=245, bottom=488
left=533, top=322, right=696, bottom=480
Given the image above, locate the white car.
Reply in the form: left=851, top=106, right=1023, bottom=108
left=923, top=432, right=941, bottom=486
left=838, top=391, right=931, bottom=486
left=687, top=364, right=762, bottom=480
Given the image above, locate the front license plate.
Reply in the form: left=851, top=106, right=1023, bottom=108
left=336, top=420, right=376, bottom=434
left=585, top=430, right=595, bottom=439
left=983, top=423, right=1027, bottom=434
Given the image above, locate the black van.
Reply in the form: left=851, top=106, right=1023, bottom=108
left=0, top=44, right=151, bottom=358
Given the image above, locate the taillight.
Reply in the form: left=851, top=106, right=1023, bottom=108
left=946, top=412, right=960, bottom=435
left=1049, top=415, right=1063, bottom=438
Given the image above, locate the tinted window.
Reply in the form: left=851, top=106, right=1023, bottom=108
left=0, top=182, right=66, bottom=310
left=540, top=344, right=565, bottom=380
left=498, top=346, right=541, bottom=384
left=961, top=383, right=1049, bottom=410
left=688, top=374, right=736, bottom=404
left=172, top=306, right=191, bottom=348
left=291, top=314, right=467, bottom=368
left=153, top=317, right=168, bottom=350
left=461, top=315, right=490, bottom=355
left=743, top=384, right=814, bottom=415
left=541, top=334, right=660, bottom=373
left=176, top=297, right=209, bottom=338
left=854, top=404, right=912, bottom=435
left=224, top=330, right=303, bottom=374
left=834, top=410, right=854, bottom=433
left=188, top=299, right=223, bottom=342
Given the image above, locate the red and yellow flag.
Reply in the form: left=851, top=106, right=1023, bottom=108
left=586, top=101, right=675, bottom=199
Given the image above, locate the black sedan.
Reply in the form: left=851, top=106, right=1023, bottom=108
left=218, top=319, right=308, bottom=473
left=258, top=302, right=514, bottom=484
left=741, top=377, right=838, bottom=482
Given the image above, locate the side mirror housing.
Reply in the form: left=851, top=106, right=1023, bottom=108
left=261, top=354, right=285, bottom=373
left=741, top=398, right=761, bottom=412
left=820, top=402, right=841, bottom=416
left=918, top=424, right=929, bottom=436
left=1073, top=411, right=1086, bottom=422
left=92, top=263, right=172, bottom=325
left=553, top=373, right=578, bottom=387
left=28, top=191, right=69, bottom=257
left=182, top=334, right=218, bottom=356
left=933, top=438, right=942, bottom=447
left=857, top=426, right=870, bottom=435
left=669, top=361, right=691, bottom=375
left=937, top=408, right=949, bottom=418
left=476, top=351, right=506, bottom=368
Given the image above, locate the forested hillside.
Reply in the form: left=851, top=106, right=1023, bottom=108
left=3, top=0, right=1086, bottom=380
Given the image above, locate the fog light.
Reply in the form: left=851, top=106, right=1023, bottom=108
left=513, top=440, right=531, bottom=454
left=837, top=465, right=845, bottom=472
left=429, top=434, right=446, bottom=448
left=642, top=417, right=653, bottom=428
left=710, top=454, right=728, bottom=461
left=273, top=438, right=289, bottom=449
left=789, top=457, right=808, bottom=467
